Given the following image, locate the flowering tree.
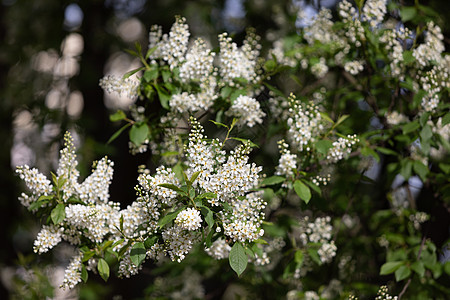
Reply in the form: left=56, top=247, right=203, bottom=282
left=14, top=0, right=449, bottom=299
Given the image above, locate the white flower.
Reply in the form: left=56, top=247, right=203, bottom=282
left=99, top=75, right=139, bottom=100
left=218, top=31, right=261, bottom=86
left=228, top=95, right=265, bottom=127
left=287, top=94, right=324, bottom=152
left=61, top=253, right=82, bottom=289
left=205, top=238, right=231, bottom=259
left=175, top=208, right=202, bottom=231
left=33, top=225, right=63, bottom=254
left=326, top=134, right=359, bottom=163
left=344, top=60, right=364, bottom=75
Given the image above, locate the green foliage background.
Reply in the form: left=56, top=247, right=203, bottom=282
left=1, top=0, right=450, bottom=299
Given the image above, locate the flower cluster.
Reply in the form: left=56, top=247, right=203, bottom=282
left=275, top=140, right=297, bottom=177
left=61, top=253, right=82, bottom=289
left=362, top=0, right=387, bottom=28
left=310, top=58, right=328, bottom=79
left=326, top=134, right=359, bottom=163
left=218, top=29, right=261, bottom=86
left=227, top=95, right=266, bottom=127
left=205, top=238, right=231, bottom=260
left=375, top=286, right=398, bottom=300
left=344, top=60, right=364, bottom=75
left=33, top=225, right=63, bottom=254
left=413, top=21, right=445, bottom=68
left=175, top=207, right=202, bottom=231
left=15, top=165, right=52, bottom=198
left=186, top=118, right=262, bottom=206
left=179, top=38, right=215, bottom=83
left=222, top=191, right=266, bottom=243
left=338, top=0, right=365, bottom=47
left=286, top=94, right=324, bottom=152
left=149, top=15, right=190, bottom=69
left=298, top=216, right=337, bottom=264
left=303, top=8, right=336, bottom=45
left=99, top=75, right=139, bottom=100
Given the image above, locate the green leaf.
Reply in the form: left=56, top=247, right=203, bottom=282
left=123, top=67, right=144, bottom=79
left=307, top=248, right=321, bottom=265
left=261, top=176, right=285, bottom=186
left=222, top=201, right=232, bottom=212
left=411, top=261, right=425, bottom=278
left=420, top=124, right=433, bottom=142
left=380, top=261, right=404, bottom=275
left=129, top=122, right=149, bottom=146
left=444, top=261, right=450, bottom=275
left=439, top=163, right=450, bottom=174
left=82, top=251, right=95, bottom=263
left=220, top=86, right=233, bottom=99
left=205, top=227, right=214, bottom=248
left=229, top=137, right=259, bottom=148
left=413, top=161, right=428, bottom=181
left=110, top=110, right=126, bottom=123
left=335, top=115, right=349, bottom=127
left=196, top=192, right=217, bottom=200
left=118, top=241, right=132, bottom=258
left=395, top=265, right=411, bottom=281
left=161, top=69, right=171, bottom=83
left=134, top=41, right=142, bottom=54
left=189, top=171, right=201, bottom=185
left=155, top=85, right=170, bottom=110
left=420, top=112, right=430, bottom=127
left=210, top=120, right=229, bottom=129
left=400, top=6, right=417, bottom=22
left=315, top=140, right=333, bottom=155
left=254, top=239, right=268, bottom=245
left=29, top=197, right=51, bottom=211
left=143, top=68, right=158, bottom=82
left=229, top=242, right=248, bottom=276
left=130, top=242, right=146, bottom=267
left=57, top=176, right=67, bottom=189
left=355, top=0, right=365, bottom=10
left=360, top=146, right=380, bottom=162
left=319, top=112, right=334, bottom=124
left=145, top=46, right=157, bottom=60
left=403, top=121, right=420, bottom=134
left=294, top=250, right=304, bottom=265
left=201, top=207, right=214, bottom=230
left=81, top=265, right=88, bottom=283
left=376, top=147, right=398, bottom=156
left=97, top=258, right=110, bottom=282
left=402, top=50, right=415, bottom=64
left=107, top=123, right=132, bottom=144
left=144, top=236, right=158, bottom=249
left=158, top=183, right=186, bottom=196
left=158, top=206, right=186, bottom=228
left=251, top=244, right=263, bottom=257
left=51, top=203, right=65, bottom=224
left=264, top=59, right=277, bottom=72
left=413, top=90, right=427, bottom=108
left=293, top=180, right=311, bottom=204
left=124, top=48, right=138, bottom=57
left=304, top=180, right=322, bottom=196
left=442, top=112, right=450, bottom=126
left=400, top=159, right=413, bottom=180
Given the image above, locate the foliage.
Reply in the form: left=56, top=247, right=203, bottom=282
left=11, top=0, right=450, bottom=299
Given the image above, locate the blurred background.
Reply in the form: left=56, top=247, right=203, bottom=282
left=1, top=0, right=449, bottom=298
